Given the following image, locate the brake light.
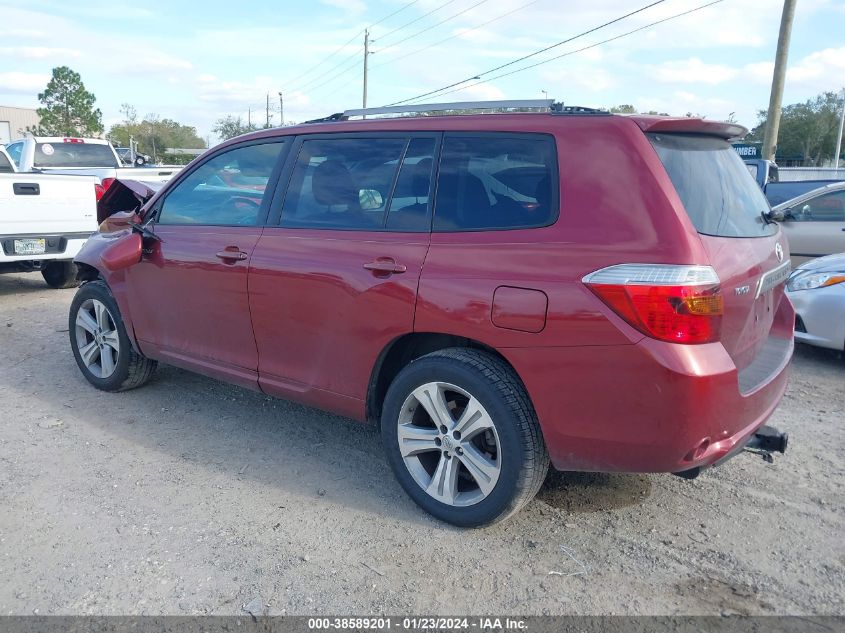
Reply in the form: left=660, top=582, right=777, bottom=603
left=94, top=177, right=116, bottom=202
left=583, top=264, right=723, bottom=344
left=63, top=138, right=85, bottom=143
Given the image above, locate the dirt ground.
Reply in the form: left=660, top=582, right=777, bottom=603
left=0, top=271, right=843, bottom=616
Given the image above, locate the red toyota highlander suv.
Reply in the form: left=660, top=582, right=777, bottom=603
left=69, top=101, right=793, bottom=527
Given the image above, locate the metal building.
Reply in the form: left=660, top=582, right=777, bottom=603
left=0, top=106, right=39, bottom=144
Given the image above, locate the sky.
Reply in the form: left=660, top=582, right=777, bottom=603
left=1, top=0, right=843, bottom=144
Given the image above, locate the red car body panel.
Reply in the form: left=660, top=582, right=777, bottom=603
left=248, top=227, right=430, bottom=420
left=75, top=111, right=793, bottom=475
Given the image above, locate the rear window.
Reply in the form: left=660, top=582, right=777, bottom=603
left=650, top=134, right=777, bottom=238
left=34, top=142, right=119, bottom=168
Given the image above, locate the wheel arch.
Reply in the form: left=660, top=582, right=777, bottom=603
left=366, top=332, right=528, bottom=426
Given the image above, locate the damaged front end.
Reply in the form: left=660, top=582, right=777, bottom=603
left=78, top=179, right=165, bottom=275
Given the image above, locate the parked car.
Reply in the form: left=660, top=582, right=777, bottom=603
left=742, top=159, right=841, bottom=206
left=786, top=252, right=845, bottom=352
left=116, top=147, right=151, bottom=167
left=0, top=146, right=17, bottom=173
left=773, top=181, right=845, bottom=266
left=3, top=136, right=182, bottom=197
left=1, top=170, right=98, bottom=287
left=68, top=101, right=792, bottom=527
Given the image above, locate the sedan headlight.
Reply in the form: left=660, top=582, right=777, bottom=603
left=787, top=271, right=845, bottom=291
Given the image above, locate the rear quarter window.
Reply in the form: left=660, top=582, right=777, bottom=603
left=433, top=134, right=558, bottom=232
left=650, top=134, right=777, bottom=238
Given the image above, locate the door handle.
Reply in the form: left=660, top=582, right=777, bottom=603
left=216, top=248, right=248, bottom=261
left=363, top=258, right=407, bottom=275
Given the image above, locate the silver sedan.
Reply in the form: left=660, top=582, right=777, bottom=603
left=786, top=252, right=845, bottom=352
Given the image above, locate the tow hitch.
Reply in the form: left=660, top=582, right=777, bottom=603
left=674, top=425, right=789, bottom=479
left=743, top=425, right=789, bottom=463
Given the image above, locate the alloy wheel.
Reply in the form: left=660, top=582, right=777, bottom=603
left=74, top=298, right=120, bottom=379
left=397, top=381, right=501, bottom=507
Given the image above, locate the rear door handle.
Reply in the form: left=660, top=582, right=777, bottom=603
left=216, top=248, right=248, bottom=261
left=363, top=258, right=407, bottom=275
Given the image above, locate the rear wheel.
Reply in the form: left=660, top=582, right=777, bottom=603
left=42, top=261, right=79, bottom=289
left=381, top=348, right=549, bottom=527
left=69, top=280, right=157, bottom=391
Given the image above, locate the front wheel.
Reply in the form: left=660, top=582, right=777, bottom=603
left=68, top=280, right=157, bottom=391
left=42, top=261, right=79, bottom=289
left=381, top=348, right=549, bottom=527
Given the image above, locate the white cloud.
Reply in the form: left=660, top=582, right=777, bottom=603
left=0, top=46, right=82, bottom=60
left=787, top=46, right=845, bottom=86
left=651, top=58, right=739, bottom=85
left=0, top=72, right=51, bottom=94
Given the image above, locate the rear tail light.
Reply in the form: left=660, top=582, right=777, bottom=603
left=94, top=177, right=116, bottom=202
left=583, top=264, right=723, bottom=344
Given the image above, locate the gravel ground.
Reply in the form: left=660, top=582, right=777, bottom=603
left=0, top=272, right=843, bottom=616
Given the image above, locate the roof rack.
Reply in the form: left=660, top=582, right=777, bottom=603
left=303, top=100, right=610, bottom=124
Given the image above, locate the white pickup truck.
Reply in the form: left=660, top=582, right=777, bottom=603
left=1, top=146, right=99, bottom=288
left=3, top=136, right=182, bottom=191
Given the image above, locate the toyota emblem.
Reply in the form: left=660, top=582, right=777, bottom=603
left=775, top=243, right=783, bottom=263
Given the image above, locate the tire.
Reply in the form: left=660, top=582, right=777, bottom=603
left=134, top=156, right=146, bottom=166
left=68, top=280, right=157, bottom=392
left=42, top=261, right=79, bottom=289
left=381, top=348, right=549, bottom=527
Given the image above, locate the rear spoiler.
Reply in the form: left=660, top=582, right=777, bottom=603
left=629, top=116, right=747, bottom=141
left=97, top=179, right=164, bottom=223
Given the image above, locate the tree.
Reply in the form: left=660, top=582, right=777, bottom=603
left=748, top=90, right=843, bottom=165
left=212, top=115, right=259, bottom=141
left=108, top=109, right=205, bottom=165
left=609, top=104, right=636, bottom=114
left=33, top=66, right=103, bottom=136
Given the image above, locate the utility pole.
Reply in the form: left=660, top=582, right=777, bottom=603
left=762, top=0, right=797, bottom=161
left=265, top=92, right=270, bottom=128
left=278, top=92, right=284, bottom=126
left=834, top=88, right=845, bottom=169
left=363, top=29, right=370, bottom=109
left=248, top=108, right=252, bottom=128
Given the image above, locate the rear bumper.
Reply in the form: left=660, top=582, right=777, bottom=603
left=0, top=233, right=92, bottom=263
left=503, top=318, right=793, bottom=474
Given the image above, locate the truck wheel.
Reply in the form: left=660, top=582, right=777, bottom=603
left=381, top=348, right=549, bottom=527
left=134, top=156, right=146, bottom=166
left=42, top=261, right=79, bottom=289
left=69, top=280, right=157, bottom=392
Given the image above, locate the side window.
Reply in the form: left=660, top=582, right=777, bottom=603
left=158, top=141, right=285, bottom=226
left=433, top=134, right=557, bottom=232
left=281, top=137, right=407, bottom=230
left=5, top=142, right=23, bottom=168
left=385, top=138, right=436, bottom=232
left=791, top=191, right=845, bottom=222
left=0, top=151, right=13, bottom=173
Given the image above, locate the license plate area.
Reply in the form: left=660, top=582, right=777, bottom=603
left=13, top=238, right=46, bottom=255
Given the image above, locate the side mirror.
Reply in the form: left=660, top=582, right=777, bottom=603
left=100, top=232, right=143, bottom=272
left=359, top=189, right=384, bottom=211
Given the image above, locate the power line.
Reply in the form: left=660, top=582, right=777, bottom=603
left=375, top=0, right=462, bottom=43
left=290, top=47, right=365, bottom=93
left=283, top=30, right=362, bottom=88
left=299, top=49, right=367, bottom=96
left=371, top=0, right=542, bottom=70
left=375, top=0, right=494, bottom=56
left=386, top=0, right=667, bottom=106
left=282, top=0, right=423, bottom=90
left=414, top=0, right=726, bottom=102
left=369, top=0, right=422, bottom=28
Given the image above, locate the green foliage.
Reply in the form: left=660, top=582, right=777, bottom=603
left=212, top=115, right=259, bottom=141
left=749, top=91, right=844, bottom=165
left=108, top=105, right=206, bottom=163
left=33, top=66, right=103, bottom=136
left=609, top=104, right=670, bottom=116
